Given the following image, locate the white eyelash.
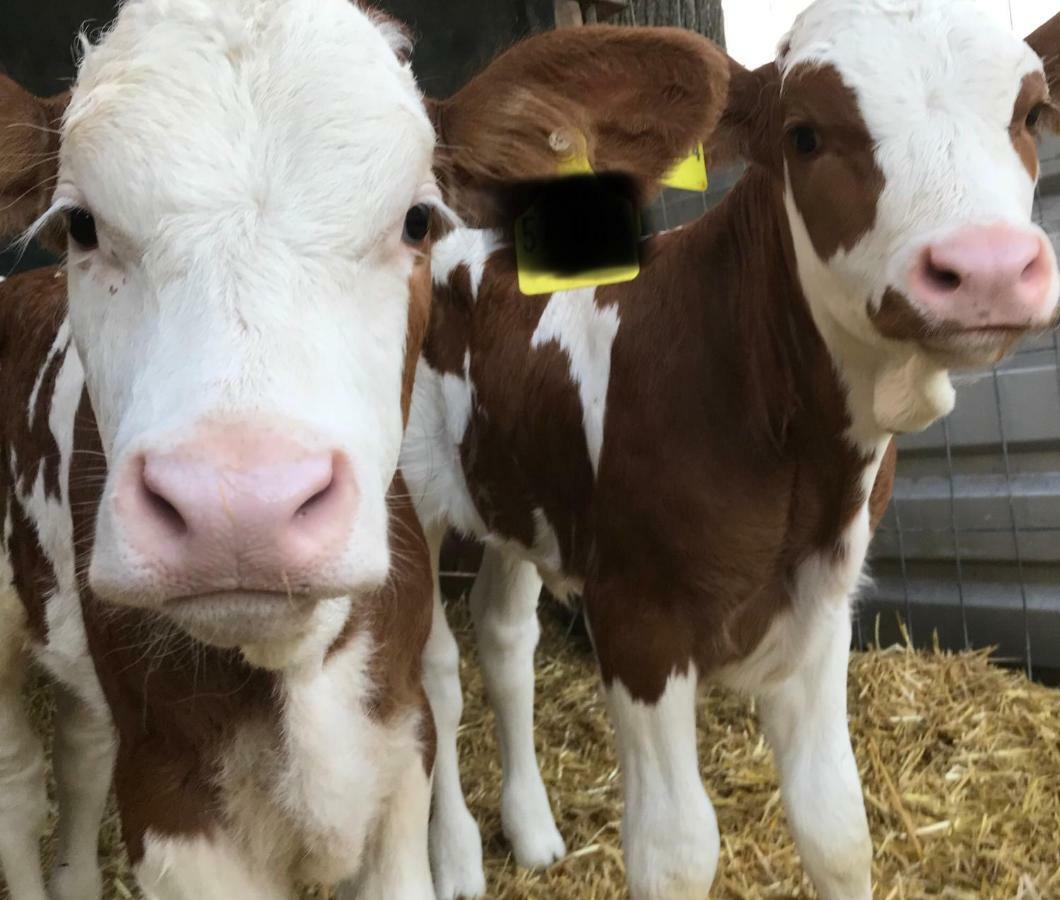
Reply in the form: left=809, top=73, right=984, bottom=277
left=12, top=196, right=77, bottom=256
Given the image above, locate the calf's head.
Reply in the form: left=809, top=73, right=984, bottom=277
left=719, top=0, right=1060, bottom=426
left=8, top=3, right=730, bottom=657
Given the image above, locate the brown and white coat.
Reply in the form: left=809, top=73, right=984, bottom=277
left=0, top=6, right=749, bottom=899
left=406, top=3, right=1060, bottom=899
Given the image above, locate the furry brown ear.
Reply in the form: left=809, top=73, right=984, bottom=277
left=704, top=59, right=782, bottom=172
left=432, top=25, right=731, bottom=224
left=0, top=74, right=68, bottom=253
left=1026, top=12, right=1060, bottom=131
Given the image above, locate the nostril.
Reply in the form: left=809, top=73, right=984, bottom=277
left=1020, top=249, right=1045, bottom=283
left=925, top=259, right=962, bottom=293
left=141, top=480, right=189, bottom=535
left=296, top=474, right=335, bottom=518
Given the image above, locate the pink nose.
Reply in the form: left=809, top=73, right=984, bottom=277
left=908, top=224, right=1057, bottom=329
left=116, top=427, right=357, bottom=595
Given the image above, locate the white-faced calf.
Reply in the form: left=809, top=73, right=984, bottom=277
left=405, top=3, right=1060, bottom=899
left=0, top=5, right=738, bottom=898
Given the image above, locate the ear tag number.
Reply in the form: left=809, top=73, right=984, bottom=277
left=515, top=173, right=641, bottom=297
left=660, top=142, right=709, bottom=192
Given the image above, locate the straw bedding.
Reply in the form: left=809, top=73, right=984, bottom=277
left=8, top=602, right=1059, bottom=900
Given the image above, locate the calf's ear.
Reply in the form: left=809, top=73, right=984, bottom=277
left=432, top=25, right=731, bottom=224
left=1026, top=12, right=1060, bottom=131
left=0, top=74, right=68, bottom=253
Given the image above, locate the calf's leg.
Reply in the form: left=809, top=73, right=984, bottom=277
left=468, top=546, right=564, bottom=869
left=587, top=586, right=719, bottom=900
left=604, top=672, right=719, bottom=900
left=0, top=603, right=49, bottom=900
left=421, top=525, right=486, bottom=900
left=756, top=605, right=872, bottom=900
left=48, top=685, right=116, bottom=900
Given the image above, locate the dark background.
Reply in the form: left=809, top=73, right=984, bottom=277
left=0, top=0, right=554, bottom=273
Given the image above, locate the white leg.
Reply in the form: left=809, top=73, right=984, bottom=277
left=0, top=615, right=49, bottom=900
left=756, top=608, right=872, bottom=900
left=48, top=685, right=116, bottom=900
left=606, top=669, right=718, bottom=900
left=421, top=526, right=485, bottom=900
left=339, top=758, right=435, bottom=900
left=135, top=832, right=286, bottom=900
left=468, top=547, right=564, bottom=869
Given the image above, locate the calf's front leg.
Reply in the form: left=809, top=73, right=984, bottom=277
left=756, top=605, right=872, bottom=900
left=48, top=685, right=116, bottom=900
left=588, top=591, right=719, bottom=900
left=468, top=546, right=565, bottom=869
left=0, top=614, right=49, bottom=900
left=421, top=525, right=486, bottom=900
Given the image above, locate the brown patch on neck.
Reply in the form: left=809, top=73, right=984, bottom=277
left=783, top=63, right=884, bottom=260
left=0, top=268, right=71, bottom=641
left=421, top=264, right=472, bottom=376
left=869, top=439, right=897, bottom=533
left=1011, top=71, right=1049, bottom=180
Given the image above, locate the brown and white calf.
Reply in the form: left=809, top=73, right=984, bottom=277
left=405, top=3, right=1060, bottom=898
left=0, top=5, right=737, bottom=897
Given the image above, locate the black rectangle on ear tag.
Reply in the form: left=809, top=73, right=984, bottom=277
left=515, top=174, right=640, bottom=296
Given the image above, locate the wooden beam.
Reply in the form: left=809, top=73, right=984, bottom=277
left=554, top=0, right=583, bottom=27
left=586, top=0, right=628, bottom=21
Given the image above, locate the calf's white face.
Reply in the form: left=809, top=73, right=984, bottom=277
left=50, top=0, right=438, bottom=651
left=774, top=0, right=1059, bottom=367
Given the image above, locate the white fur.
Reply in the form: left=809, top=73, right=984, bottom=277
left=48, top=686, right=117, bottom=900
left=420, top=525, right=487, bottom=900
left=467, top=546, right=564, bottom=869
left=402, top=359, right=489, bottom=540
left=779, top=0, right=1057, bottom=438
left=136, top=832, right=288, bottom=900
left=530, top=287, right=620, bottom=475
left=0, top=595, right=49, bottom=900
left=757, top=607, right=871, bottom=900
left=431, top=227, right=500, bottom=297
left=3, top=1, right=439, bottom=895
left=0, top=333, right=115, bottom=900
left=50, top=0, right=436, bottom=641
left=606, top=668, right=719, bottom=900
left=217, top=609, right=432, bottom=889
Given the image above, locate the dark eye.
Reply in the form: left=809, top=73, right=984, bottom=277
left=1026, top=104, right=1045, bottom=130
left=789, top=125, right=820, bottom=156
left=67, top=207, right=98, bottom=250
left=402, top=204, right=431, bottom=244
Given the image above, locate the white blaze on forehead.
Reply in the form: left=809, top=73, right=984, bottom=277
left=61, top=0, right=435, bottom=260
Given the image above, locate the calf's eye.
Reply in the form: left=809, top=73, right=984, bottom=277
left=789, top=125, right=820, bottom=156
left=67, top=208, right=98, bottom=250
left=403, top=204, right=431, bottom=244
left=1025, top=104, right=1045, bottom=130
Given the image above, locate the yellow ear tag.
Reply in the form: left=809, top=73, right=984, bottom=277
left=515, top=198, right=641, bottom=296
left=515, top=131, right=640, bottom=296
left=660, top=142, right=708, bottom=192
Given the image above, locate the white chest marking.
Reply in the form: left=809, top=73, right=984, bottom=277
left=530, top=288, right=620, bottom=475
